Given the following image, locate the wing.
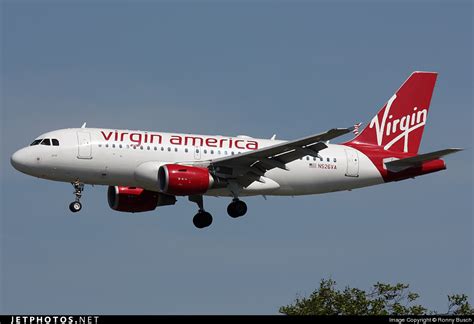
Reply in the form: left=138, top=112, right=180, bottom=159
left=205, top=127, right=354, bottom=187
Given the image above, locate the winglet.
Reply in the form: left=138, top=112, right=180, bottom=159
left=270, top=134, right=276, bottom=140
left=81, top=122, right=87, bottom=128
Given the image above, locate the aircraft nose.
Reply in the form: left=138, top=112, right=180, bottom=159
left=11, top=148, right=31, bottom=172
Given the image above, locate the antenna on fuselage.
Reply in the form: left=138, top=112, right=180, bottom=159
left=81, top=122, right=87, bottom=128
left=270, top=134, right=276, bottom=140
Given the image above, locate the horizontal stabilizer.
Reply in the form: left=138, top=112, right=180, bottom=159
left=385, top=148, right=463, bottom=172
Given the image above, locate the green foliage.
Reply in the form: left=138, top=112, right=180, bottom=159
left=447, top=294, right=474, bottom=315
left=279, top=279, right=474, bottom=315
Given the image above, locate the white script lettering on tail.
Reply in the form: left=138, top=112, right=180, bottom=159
left=369, top=94, right=428, bottom=152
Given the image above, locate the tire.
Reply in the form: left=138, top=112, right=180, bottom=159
left=69, top=201, right=82, bottom=213
left=227, top=203, right=238, bottom=218
left=234, top=200, right=247, bottom=217
left=193, top=211, right=213, bottom=228
left=227, top=200, right=247, bottom=218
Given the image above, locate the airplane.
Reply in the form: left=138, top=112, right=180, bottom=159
left=10, top=71, right=462, bottom=229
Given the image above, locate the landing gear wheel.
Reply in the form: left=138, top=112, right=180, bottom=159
left=227, top=200, right=247, bottom=218
left=193, top=211, right=213, bottom=229
left=69, top=181, right=84, bottom=213
left=69, top=201, right=82, bottom=213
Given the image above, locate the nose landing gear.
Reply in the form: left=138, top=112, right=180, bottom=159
left=69, top=181, right=84, bottom=213
left=69, top=201, right=82, bottom=212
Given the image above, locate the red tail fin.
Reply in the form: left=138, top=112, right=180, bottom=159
left=348, top=71, right=438, bottom=154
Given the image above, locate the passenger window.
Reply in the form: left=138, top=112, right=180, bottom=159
left=306, top=156, right=310, bottom=161
left=210, top=150, right=214, bottom=154
left=185, top=148, right=188, bottom=153
left=154, top=147, right=157, bottom=151
left=30, top=139, right=42, bottom=146
left=119, top=144, right=123, bottom=149
left=52, top=139, right=59, bottom=146
left=204, top=149, right=207, bottom=154
left=333, top=158, right=337, bottom=162
left=167, top=147, right=171, bottom=152
left=112, top=144, right=116, bottom=148
left=327, top=157, right=330, bottom=162
left=41, top=139, right=51, bottom=146
left=174, top=148, right=178, bottom=152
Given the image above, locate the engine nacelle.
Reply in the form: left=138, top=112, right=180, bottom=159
left=158, top=164, right=214, bottom=196
left=107, top=186, right=176, bottom=213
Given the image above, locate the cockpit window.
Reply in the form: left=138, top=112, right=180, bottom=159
left=41, top=139, right=51, bottom=146
left=30, top=138, right=59, bottom=146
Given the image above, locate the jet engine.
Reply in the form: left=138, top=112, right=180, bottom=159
left=107, top=186, right=176, bottom=212
left=158, top=164, right=214, bottom=196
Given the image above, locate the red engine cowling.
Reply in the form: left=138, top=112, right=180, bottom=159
left=107, top=186, right=159, bottom=212
left=158, top=164, right=213, bottom=196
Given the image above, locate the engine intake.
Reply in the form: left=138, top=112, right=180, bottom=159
left=158, top=164, right=214, bottom=196
left=107, top=186, right=176, bottom=212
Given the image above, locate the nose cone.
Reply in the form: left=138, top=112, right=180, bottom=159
left=11, top=148, right=33, bottom=173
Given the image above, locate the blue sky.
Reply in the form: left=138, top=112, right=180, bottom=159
left=1, top=1, right=472, bottom=314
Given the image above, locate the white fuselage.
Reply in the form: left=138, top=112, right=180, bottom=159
left=11, top=128, right=384, bottom=196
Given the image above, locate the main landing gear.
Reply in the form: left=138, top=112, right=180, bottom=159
left=226, top=182, right=247, bottom=218
left=189, top=195, right=248, bottom=229
left=189, top=195, right=213, bottom=229
left=227, top=198, right=247, bottom=218
left=69, top=181, right=84, bottom=213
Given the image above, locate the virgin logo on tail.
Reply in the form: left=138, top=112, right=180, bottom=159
left=369, top=94, right=428, bottom=152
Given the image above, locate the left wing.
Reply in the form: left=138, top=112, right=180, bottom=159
left=203, top=127, right=354, bottom=187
